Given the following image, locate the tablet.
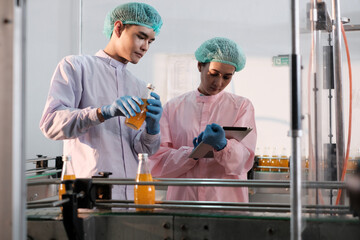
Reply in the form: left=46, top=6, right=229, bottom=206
left=189, top=126, right=252, bottom=159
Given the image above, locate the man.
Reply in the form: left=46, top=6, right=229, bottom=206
left=149, top=37, right=257, bottom=202
left=40, top=2, right=163, bottom=200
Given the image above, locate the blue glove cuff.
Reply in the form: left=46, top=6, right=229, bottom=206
left=215, top=139, right=227, bottom=151
left=146, top=125, right=160, bottom=135
left=101, top=105, right=112, bottom=120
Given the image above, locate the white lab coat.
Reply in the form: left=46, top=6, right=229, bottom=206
left=40, top=50, right=160, bottom=199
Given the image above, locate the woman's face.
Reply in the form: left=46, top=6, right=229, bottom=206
left=197, top=62, right=236, bottom=96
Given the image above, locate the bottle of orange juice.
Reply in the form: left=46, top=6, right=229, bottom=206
left=59, top=155, right=76, bottom=200
left=134, top=153, right=155, bottom=212
left=260, top=147, right=270, bottom=172
left=125, top=83, right=155, bottom=130
left=270, top=147, right=280, bottom=172
left=279, top=147, right=289, bottom=172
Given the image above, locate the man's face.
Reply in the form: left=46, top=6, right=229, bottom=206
left=115, top=25, right=156, bottom=64
left=197, top=61, right=235, bottom=96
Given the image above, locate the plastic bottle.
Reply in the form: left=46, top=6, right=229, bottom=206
left=125, top=83, right=155, bottom=130
left=134, top=153, right=155, bottom=212
left=59, top=155, right=76, bottom=200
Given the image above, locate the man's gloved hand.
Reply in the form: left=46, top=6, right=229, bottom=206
left=101, top=96, right=143, bottom=120
left=202, top=123, right=227, bottom=151
left=193, top=132, right=204, bottom=149
left=145, top=92, right=162, bottom=135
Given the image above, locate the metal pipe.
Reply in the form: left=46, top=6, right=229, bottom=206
left=13, top=0, right=27, bottom=239
left=27, top=199, right=69, bottom=209
left=343, top=24, right=360, bottom=31
left=309, top=0, right=322, bottom=206
left=28, top=197, right=349, bottom=212
left=291, top=137, right=303, bottom=239
left=92, top=203, right=351, bottom=215
left=315, top=29, right=323, bottom=208
left=25, top=168, right=60, bottom=175
left=26, top=178, right=347, bottom=189
left=111, top=180, right=290, bottom=187
left=27, top=179, right=61, bottom=186
left=332, top=0, right=345, bottom=204
left=303, top=181, right=345, bottom=189
left=291, top=0, right=302, bottom=238
left=96, top=203, right=292, bottom=213
left=96, top=199, right=291, bottom=207
left=27, top=201, right=351, bottom=215
left=95, top=199, right=349, bottom=210
left=28, top=179, right=292, bottom=188
left=26, top=157, right=56, bottom=163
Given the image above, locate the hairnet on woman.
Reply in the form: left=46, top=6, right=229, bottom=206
left=149, top=37, right=257, bottom=203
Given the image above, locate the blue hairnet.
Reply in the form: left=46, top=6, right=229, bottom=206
left=195, top=37, right=246, bottom=72
left=103, top=2, right=163, bottom=39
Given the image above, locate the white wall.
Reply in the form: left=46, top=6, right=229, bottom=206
left=25, top=0, right=79, bottom=169
left=25, top=0, right=360, bottom=163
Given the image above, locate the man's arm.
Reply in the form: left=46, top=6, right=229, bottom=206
left=39, top=57, right=101, bottom=140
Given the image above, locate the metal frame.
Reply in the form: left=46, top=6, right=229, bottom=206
left=0, top=0, right=15, bottom=239
left=27, top=178, right=348, bottom=189
left=13, top=0, right=27, bottom=239
left=24, top=1, right=351, bottom=239
left=332, top=0, right=345, bottom=199
left=290, top=0, right=302, bottom=239
left=27, top=178, right=351, bottom=216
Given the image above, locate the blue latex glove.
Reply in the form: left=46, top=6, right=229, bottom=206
left=145, top=92, right=162, bottom=135
left=202, top=123, right=227, bottom=151
left=192, top=132, right=204, bottom=149
left=101, top=96, right=143, bottom=120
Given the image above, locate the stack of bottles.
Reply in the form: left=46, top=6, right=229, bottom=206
left=255, top=147, right=289, bottom=173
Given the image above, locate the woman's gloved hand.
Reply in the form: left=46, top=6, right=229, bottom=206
left=145, top=92, right=163, bottom=135
left=202, top=123, right=227, bottom=151
left=193, top=132, right=204, bottom=149
left=101, top=96, right=143, bottom=120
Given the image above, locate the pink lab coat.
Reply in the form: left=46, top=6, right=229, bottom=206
left=149, top=90, right=257, bottom=202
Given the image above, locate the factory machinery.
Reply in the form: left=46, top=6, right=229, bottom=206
left=26, top=0, right=360, bottom=239
left=26, top=155, right=360, bottom=240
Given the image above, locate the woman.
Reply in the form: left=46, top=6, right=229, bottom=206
left=149, top=37, right=257, bottom=202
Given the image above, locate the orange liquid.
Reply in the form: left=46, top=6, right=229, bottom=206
left=270, top=155, right=280, bottom=172
left=134, top=173, right=155, bottom=212
left=279, top=156, right=289, bottom=172
left=125, top=99, right=148, bottom=130
left=59, top=174, right=76, bottom=200
left=259, top=155, right=270, bottom=172
left=347, top=160, right=357, bottom=171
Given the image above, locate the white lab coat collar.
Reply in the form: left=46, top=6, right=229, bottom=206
left=95, top=50, right=127, bottom=70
